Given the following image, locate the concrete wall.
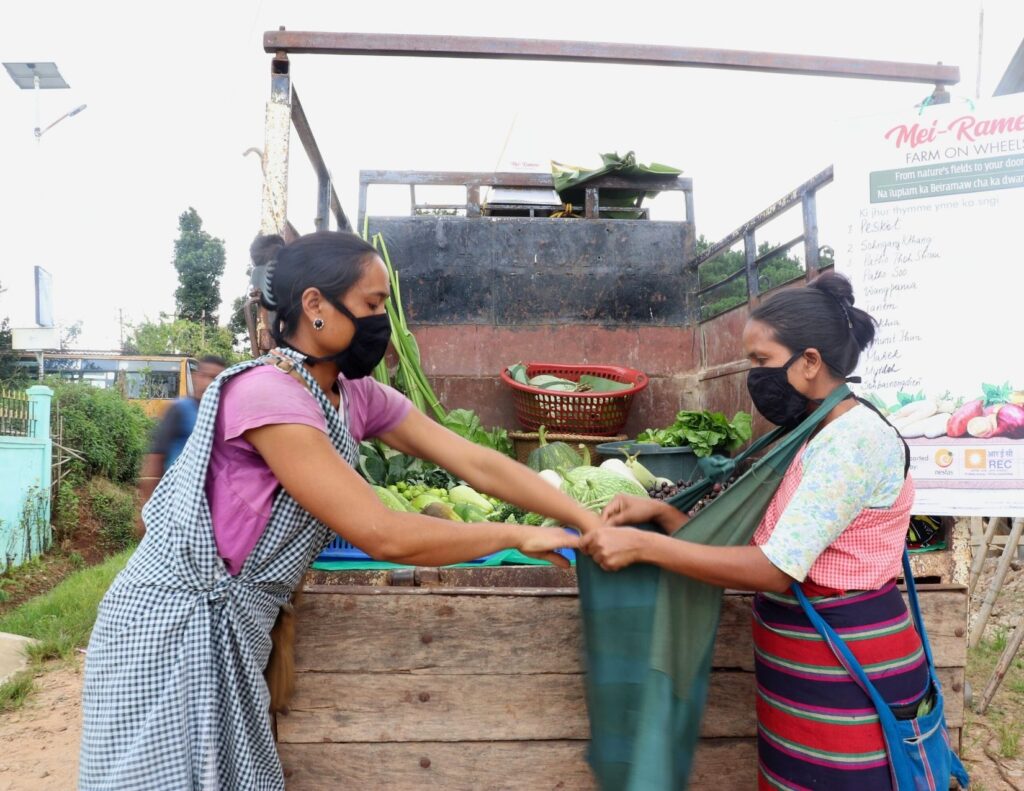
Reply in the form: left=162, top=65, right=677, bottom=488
left=0, top=386, right=52, bottom=571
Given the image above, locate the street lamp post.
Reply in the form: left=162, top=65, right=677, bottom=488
left=2, top=61, right=87, bottom=140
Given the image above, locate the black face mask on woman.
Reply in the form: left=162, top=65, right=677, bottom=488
left=302, top=297, right=391, bottom=380
left=746, top=351, right=812, bottom=427
left=330, top=298, right=391, bottom=380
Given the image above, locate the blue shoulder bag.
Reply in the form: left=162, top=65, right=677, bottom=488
left=793, top=550, right=970, bottom=790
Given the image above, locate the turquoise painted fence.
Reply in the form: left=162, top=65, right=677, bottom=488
left=0, top=386, right=53, bottom=572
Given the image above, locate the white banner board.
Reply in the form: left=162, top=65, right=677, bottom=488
left=836, top=94, right=1024, bottom=516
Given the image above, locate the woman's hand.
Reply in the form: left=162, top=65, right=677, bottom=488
left=515, top=526, right=581, bottom=568
left=580, top=526, right=653, bottom=571
left=602, top=494, right=687, bottom=533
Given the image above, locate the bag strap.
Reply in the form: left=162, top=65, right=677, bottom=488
left=900, top=548, right=938, bottom=673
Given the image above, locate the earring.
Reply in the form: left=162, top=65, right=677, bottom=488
left=313, top=317, right=325, bottom=331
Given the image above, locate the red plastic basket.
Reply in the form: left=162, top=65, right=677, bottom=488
left=500, top=363, right=648, bottom=436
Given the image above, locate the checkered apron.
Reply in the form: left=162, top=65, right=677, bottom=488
left=79, top=348, right=358, bottom=790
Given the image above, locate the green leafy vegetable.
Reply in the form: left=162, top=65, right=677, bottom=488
left=441, top=409, right=514, bottom=457
left=357, top=441, right=441, bottom=487
left=982, top=381, right=1014, bottom=408
left=636, top=410, right=753, bottom=457
left=578, top=374, right=631, bottom=393
left=889, top=390, right=927, bottom=412
left=507, top=363, right=530, bottom=385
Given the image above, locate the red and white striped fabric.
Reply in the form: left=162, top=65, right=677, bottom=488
left=753, top=446, right=915, bottom=591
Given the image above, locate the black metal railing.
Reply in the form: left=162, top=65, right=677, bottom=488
left=688, top=166, right=834, bottom=321
left=0, top=388, right=35, bottom=438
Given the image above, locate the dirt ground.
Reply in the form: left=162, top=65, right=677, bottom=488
left=0, top=658, right=82, bottom=791
left=4, top=562, right=1024, bottom=790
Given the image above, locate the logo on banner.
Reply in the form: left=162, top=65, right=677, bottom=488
left=934, top=449, right=954, bottom=469
left=965, top=449, right=988, bottom=471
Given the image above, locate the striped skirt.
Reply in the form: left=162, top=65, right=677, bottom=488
left=752, top=581, right=930, bottom=790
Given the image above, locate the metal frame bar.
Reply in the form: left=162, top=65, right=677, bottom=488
left=688, top=166, right=833, bottom=271
left=692, top=166, right=834, bottom=320
left=291, top=88, right=352, bottom=232
left=263, top=31, right=960, bottom=86
left=356, top=169, right=693, bottom=228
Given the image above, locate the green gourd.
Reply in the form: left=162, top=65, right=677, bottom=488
left=526, top=425, right=583, bottom=473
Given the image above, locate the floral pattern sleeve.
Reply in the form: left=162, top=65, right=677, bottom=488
left=758, top=407, right=905, bottom=583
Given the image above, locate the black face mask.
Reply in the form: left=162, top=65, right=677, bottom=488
left=331, top=299, right=391, bottom=379
left=303, top=298, right=391, bottom=380
left=746, top=351, right=811, bottom=427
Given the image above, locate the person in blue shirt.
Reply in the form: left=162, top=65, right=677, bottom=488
left=138, top=355, right=226, bottom=508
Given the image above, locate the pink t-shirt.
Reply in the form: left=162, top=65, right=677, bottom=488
left=204, top=366, right=412, bottom=574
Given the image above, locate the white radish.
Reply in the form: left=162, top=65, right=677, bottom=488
left=900, top=412, right=950, bottom=438
left=923, top=413, right=952, bottom=439
left=890, top=399, right=937, bottom=426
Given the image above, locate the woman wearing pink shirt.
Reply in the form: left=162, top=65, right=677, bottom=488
left=80, top=231, right=593, bottom=791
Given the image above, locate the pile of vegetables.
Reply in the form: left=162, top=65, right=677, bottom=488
left=441, top=409, right=514, bottom=457
left=506, top=364, right=632, bottom=393
left=868, top=383, right=1024, bottom=440
left=527, top=436, right=659, bottom=514
left=636, top=410, right=753, bottom=457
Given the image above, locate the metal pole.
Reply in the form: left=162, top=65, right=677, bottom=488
left=33, top=74, right=41, bottom=141
left=970, top=516, right=1024, bottom=648
left=801, top=192, right=820, bottom=278
left=743, top=230, right=759, bottom=307
left=260, top=44, right=292, bottom=236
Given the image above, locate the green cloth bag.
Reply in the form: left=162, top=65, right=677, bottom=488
left=577, top=385, right=852, bottom=790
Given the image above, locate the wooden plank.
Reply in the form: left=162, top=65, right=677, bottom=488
left=281, top=667, right=964, bottom=745
left=279, top=740, right=752, bottom=791
left=280, top=741, right=597, bottom=791
left=297, top=587, right=965, bottom=675
left=295, top=593, right=584, bottom=674
left=713, top=590, right=967, bottom=670
left=281, top=731, right=964, bottom=790
left=280, top=673, right=589, bottom=743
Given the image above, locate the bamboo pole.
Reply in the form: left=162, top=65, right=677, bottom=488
left=969, top=516, right=1004, bottom=597
left=970, top=517, right=1024, bottom=648
left=977, top=611, right=1024, bottom=714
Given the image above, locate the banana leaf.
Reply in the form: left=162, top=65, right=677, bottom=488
left=577, top=386, right=852, bottom=790
left=551, top=151, right=682, bottom=218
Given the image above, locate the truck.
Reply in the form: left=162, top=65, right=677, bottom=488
left=246, top=30, right=969, bottom=790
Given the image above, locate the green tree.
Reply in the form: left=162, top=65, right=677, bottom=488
left=0, top=281, right=21, bottom=383
left=173, top=208, right=226, bottom=326
left=695, top=235, right=813, bottom=320
left=125, top=315, right=238, bottom=363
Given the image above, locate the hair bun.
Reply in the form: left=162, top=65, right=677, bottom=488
left=809, top=270, right=856, bottom=308
left=250, top=234, right=285, bottom=309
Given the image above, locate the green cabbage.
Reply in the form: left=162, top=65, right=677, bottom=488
left=560, top=466, right=648, bottom=512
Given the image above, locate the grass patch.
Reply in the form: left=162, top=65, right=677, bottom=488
left=0, top=672, right=33, bottom=712
left=0, top=549, right=133, bottom=661
left=87, top=479, right=138, bottom=553
left=997, top=717, right=1024, bottom=758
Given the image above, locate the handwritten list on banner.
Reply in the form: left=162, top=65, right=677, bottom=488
left=836, top=94, right=1024, bottom=517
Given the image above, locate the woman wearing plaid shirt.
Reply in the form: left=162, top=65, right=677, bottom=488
left=79, top=231, right=596, bottom=790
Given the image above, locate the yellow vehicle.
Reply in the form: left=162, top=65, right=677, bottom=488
left=16, top=352, right=198, bottom=418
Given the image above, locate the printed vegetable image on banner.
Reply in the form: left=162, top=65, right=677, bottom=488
left=834, top=93, right=1024, bottom=516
